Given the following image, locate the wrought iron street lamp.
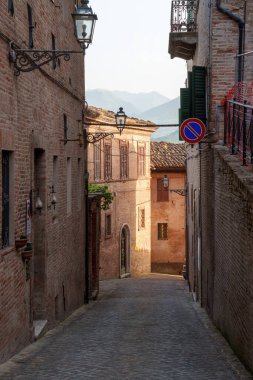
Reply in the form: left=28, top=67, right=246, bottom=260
left=72, top=0, right=97, bottom=49
left=115, top=107, right=127, bottom=135
left=9, top=0, right=97, bottom=75
left=163, top=175, right=186, bottom=196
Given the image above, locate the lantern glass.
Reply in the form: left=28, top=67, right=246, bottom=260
left=73, top=1, right=97, bottom=45
left=163, top=175, right=169, bottom=188
left=115, top=107, right=127, bottom=134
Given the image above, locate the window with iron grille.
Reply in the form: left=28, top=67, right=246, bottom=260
left=52, top=33, right=56, bottom=69
left=105, top=214, right=111, bottom=238
left=138, top=207, right=145, bottom=230
left=104, top=142, right=112, bottom=180
left=63, top=114, right=68, bottom=144
left=27, top=4, right=34, bottom=49
left=8, top=0, right=14, bottom=15
left=158, top=223, right=168, bottom=240
left=120, top=141, right=128, bottom=179
left=2, top=151, right=10, bottom=248
left=138, top=144, right=146, bottom=177
left=157, top=178, right=169, bottom=202
left=67, top=158, right=72, bottom=214
left=94, top=142, right=101, bottom=181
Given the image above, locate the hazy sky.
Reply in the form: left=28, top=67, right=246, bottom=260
left=85, top=0, right=186, bottom=100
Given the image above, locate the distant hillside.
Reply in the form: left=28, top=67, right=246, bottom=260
left=86, top=89, right=139, bottom=115
left=86, top=89, right=170, bottom=116
left=137, top=96, right=180, bottom=125
left=152, top=128, right=182, bottom=143
left=112, top=90, right=169, bottom=113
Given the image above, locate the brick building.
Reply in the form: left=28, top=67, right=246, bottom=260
left=169, top=0, right=253, bottom=371
left=150, top=142, right=186, bottom=275
left=87, top=107, right=156, bottom=279
left=0, top=0, right=86, bottom=363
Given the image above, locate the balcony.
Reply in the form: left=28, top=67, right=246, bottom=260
left=169, top=0, right=198, bottom=60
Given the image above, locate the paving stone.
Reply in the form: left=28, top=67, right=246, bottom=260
left=0, top=274, right=252, bottom=380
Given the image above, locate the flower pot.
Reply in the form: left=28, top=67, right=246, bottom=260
left=15, top=238, right=28, bottom=249
left=21, top=249, right=32, bottom=259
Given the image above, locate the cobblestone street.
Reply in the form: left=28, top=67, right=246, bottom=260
left=0, top=275, right=252, bottom=380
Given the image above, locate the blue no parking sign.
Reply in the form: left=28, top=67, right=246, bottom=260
left=180, top=118, right=206, bottom=143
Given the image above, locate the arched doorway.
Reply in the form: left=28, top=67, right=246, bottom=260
left=120, top=224, right=130, bottom=277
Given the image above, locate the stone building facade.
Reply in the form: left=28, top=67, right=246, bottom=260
left=0, top=0, right=86, bottom=363
left=150, top=142, right=186, bottom=275
left=87, top=107, right=156, bottom=280
left=170, top=0, right=253, bottom=371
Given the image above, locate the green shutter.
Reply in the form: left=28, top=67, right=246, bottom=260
left=179, top=87, right=191, bottom=141
left=180, top=88, right=190, bottom=119
left=192, top=66, right=206, bottom=123
left=179, top=108, right=183, bottom=141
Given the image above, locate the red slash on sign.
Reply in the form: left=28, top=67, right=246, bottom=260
left=180, top=118, right=206, bottom=143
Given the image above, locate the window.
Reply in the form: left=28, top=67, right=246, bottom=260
left=8, top=0, right=14, bottom=16
left=27, top=4, right=34, bottom=49
left=52, top=33, right=56, bottom=69
left=104, top=142, right=112, bottom=180
left=138, top=143, right=146, bottom=177
left=63, top=114, right=68, bottom=144
left=157, top=178, right=169, bottom=202
left=105, top=214, right=111, bottom=238
left=2, top=151, right=10, bottom=248
left=158, top=223, right=168, bottom=240
left=138, top=208, right=145, bottom=230
left=94, top=142, right=101, bottom=181
left=67, top=158, right=71, bottom=214
left=77, top=158, right=81, bottom=210
left=120, top=141, right=128, bottom=179
left=52, top=156, right=58, bottom=211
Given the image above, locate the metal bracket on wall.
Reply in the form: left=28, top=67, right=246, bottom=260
left=9, top=42, right=83, bottom=76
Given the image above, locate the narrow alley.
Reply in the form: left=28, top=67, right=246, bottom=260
left=0, top=275, right=251, bottom=380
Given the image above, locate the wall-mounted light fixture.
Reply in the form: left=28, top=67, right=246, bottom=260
left=9, top=0, right=97, bottom=75
left=48, top=186, right=57, bottom=210
left=163, top=175, right=186, bottom=196
left=35, top=189, right=43, bottom=213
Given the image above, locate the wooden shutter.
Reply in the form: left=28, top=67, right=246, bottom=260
left=179, top=87, right=191, bottom=141
left=157, top=179, right=169, bottom=202
left=192, top=66, right=206, bottom=123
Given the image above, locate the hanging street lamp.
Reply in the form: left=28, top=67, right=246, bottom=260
left=72, top=0, right=97, bottom=49
left=9, top=0, right=97, bottom=75
left=115, top=107, right=127, bottom=135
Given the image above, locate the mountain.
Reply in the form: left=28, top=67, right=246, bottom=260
left=86, top=89, right=170, bottom=115
left=86, top=89, right=139, bottom=115
left=137, top=96, right=180, bottom=125
left=152, top=128, right=182, bottom=143
left=112, top=90, right=169, bottom=113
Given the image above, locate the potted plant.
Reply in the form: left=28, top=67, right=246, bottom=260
left=22, top=242, right=33, bottom=259
left=15, top=235, right=27, bottom=249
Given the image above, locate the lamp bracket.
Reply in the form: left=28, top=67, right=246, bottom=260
left=86, top=132, right=114, bottom=144
left=9, top=42, right=85, bottom=76
left=169, top=189, right=187, bottom=196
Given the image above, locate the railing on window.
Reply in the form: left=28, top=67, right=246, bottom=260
left=224, top=99, right=253, bottom=166
left=171, top=0, right=197, bottom=33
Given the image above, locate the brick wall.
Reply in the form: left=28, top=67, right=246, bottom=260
left=210, top=145, right=253, bottom=371
left=185, top=0, right=253, bottom=371
left=0, top=0, right=85, bottom=363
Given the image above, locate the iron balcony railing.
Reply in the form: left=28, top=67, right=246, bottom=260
left=224, top=99, right=253, bottom=166
left=171, top=0, right=197, bottom=33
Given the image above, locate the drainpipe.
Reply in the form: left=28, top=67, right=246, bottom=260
left=216, top=0, right=245, bottom=82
